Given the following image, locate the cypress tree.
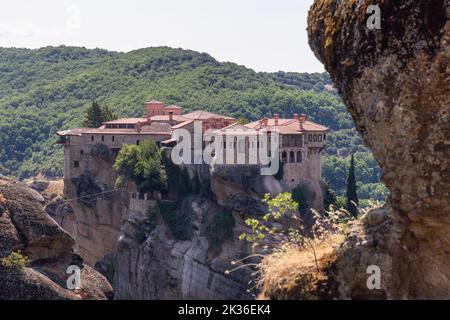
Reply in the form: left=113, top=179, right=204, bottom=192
left=83, top=101, right=117, bottom=128
left=346, top=153, right=359, bottom=217
left=83, top=101, right=104, bottom=128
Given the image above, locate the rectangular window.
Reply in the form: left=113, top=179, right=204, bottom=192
left=74, top=161, right=80, bottom=168
left=80, top=150, right=84, bottom=155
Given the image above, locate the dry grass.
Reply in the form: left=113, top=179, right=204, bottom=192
left=258, top=234, right=345, bottom=300
left=43, top=180, right=64, bottom=200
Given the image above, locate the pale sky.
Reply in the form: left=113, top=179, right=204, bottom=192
left=0, top=0, right=324, bottom=73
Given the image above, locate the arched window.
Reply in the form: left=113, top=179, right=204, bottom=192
left=297, top=151, right=302, bottom=163
left=289, top=151, right=295, bottom=163
left=101, top=135, right=105, bottom=142
left=112, top=136, right=115, bottom=142
left=136, top=140, right=140, bottom=146
left=91, top=135, right=94, bottom=142
left=281, top=151, right=288, bottom=163
left=318, top=135, right=322, bottom=142
left=313, top=135, right=317, bottom=142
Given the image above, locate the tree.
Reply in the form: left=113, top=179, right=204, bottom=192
left=323, top=183, right=338, bottom=210
left=346, top=154, right=359, bottom=217
left=113, top=139, right=167, bottom=192
left=83, top=101, right=117, bottom=128
left=240, top=192, right=298, bottom=252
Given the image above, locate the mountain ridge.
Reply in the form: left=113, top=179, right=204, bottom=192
left=0, top=45, right=385, bottom=202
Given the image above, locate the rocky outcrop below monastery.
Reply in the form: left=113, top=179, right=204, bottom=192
left=113, top=157, right=286, bottom=300
left=303, top=0, right=450, bottom=299
left=0, top=175, right=113, bottom=300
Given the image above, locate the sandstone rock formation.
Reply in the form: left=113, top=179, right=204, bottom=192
left=0, top=176, right=113, bottom=300
left=114, top=194, right=254, bottom=300
left=113, top=163, right=271, bottom=300
left=307, top=0, right=450, bottom=299
left=55, top=152, right=128, bottom=266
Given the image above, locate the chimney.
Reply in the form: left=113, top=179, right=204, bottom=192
left=294, top=113, right=299, bottom=121
left=274, top=114, right=279, bottom=126
left=299, top=114, right=306, bottom=130
left=300, top=114, right=306, bottom=122
left=169, top=111, right=174, bottom=121
left=259, top=118, right=269, bottom=128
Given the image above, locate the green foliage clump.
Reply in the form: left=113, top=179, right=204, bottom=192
left=346, top=154, right=359, bottom=217
left=161, top=151, right=193, bottom=198
left=292, top=185, right=313, bottom=215
left=204, top=211, right=235, bottom=255
left=83, top=101, right=117, bottom=128
left=113, top=139, right=167, bottom=192
left=159, top=200, right=192, bottom=240
left=323, top=185, right=338, bottom=210
left=240, top=193, right=297, bottom=251
left=0, top=251, right=30, bottom=271
left=322, top=152, right=386, bottom=204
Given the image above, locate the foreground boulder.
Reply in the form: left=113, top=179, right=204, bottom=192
left=307, top=0, right=450, bottom=299
left=0, top=176, right=113, bottom=300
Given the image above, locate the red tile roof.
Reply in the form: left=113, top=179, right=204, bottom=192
left=171, top=120, right=194, bottom=129
left=245, top=118, right=328, bottom=133
left=183, top=110, right=236, bottom=121
left=165, top=105, right=183, bottom=109
left=57, top=122, right=172, bottom=136
left=150, top=115, right=190, bottom=122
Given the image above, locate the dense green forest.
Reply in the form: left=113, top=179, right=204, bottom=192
left=0, top=46, right=387, bottom=203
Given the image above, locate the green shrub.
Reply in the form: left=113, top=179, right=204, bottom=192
left=204, top=211, right=235, bottom=255
left=292, top=185, right=312, bottom=215
left=161, top=152, right=192, bottom=198
left=159, top=200, right=192, bottom=240
left=0, top=251, right=30, bottom=271
left=113, top=139, right=167, bottom=192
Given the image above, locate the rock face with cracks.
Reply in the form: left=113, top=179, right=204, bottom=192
left=0, top=175, right=113, bottom=300
left=307, top=0, right=450, bottom=299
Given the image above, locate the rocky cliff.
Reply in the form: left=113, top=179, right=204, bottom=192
left=0, top=175, right=113, bottom=300
left=113, top=158, right=286, bottom=300
left=305, top=0, right=450, bottom=299
left=50, top=148, right=129, bottom=268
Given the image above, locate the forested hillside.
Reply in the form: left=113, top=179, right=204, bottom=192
left=0, top=46, right=387, bottom=203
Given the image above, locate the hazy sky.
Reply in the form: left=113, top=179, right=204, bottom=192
left=0, top=0, right=324, bottom=73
